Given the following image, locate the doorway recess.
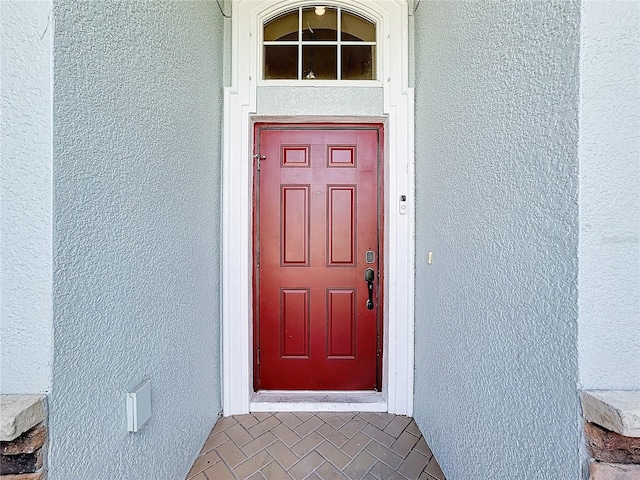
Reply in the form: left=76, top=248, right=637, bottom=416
left=222, top=0, right=415, bottom=416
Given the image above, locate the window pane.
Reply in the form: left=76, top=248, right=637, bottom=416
left=303, top=46, right=336, bottom=79
left=341, top=45, right=375, bottom=80
left=264, top=46, right=298, bottom=79
left=264, top=10, right=299, bottom=41
left=341, top=11, right=375, bottom=42
left=302, top=7, right=337, bottom=41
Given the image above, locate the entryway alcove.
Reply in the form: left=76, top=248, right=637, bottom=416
left=222, top=0, right=415, bottom=416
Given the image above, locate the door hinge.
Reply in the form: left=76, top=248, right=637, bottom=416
left=253, top=153, right=265, bottom=171
left=257, top=348, right=260, bottom=365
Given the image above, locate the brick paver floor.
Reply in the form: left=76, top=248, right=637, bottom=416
left=186, top=412, right=446, bottom=480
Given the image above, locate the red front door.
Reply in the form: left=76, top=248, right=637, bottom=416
left=254, top=124, right=383, bottom=391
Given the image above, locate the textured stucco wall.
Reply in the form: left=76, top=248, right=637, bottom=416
left=0, top=1, right=54, bottom=394
left=50, top=2, right=224, bottom=478
left=257, top=87, right=384, bottom=116
left=579, top=0, right=640, bottom=389
left=413, top=2, right=581, bottom=479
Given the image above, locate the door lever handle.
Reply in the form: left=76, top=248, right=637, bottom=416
left=364, top=268, right=375, bottom=310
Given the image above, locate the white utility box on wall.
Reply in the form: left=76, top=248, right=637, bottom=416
left=126, top=381, right=151, bottom=432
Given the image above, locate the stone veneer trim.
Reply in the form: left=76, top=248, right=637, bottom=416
left=589, top=461, right=640, bottom=480
left=0, top=426, right=47, bottom=456
left=0, top=396, right=46, bottom=442
left=581, top=391, right=640, bottom=438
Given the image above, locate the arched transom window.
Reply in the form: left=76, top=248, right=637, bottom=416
left=263, top=6, right=377, bottom=81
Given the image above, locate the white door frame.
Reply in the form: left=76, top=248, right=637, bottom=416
left=222, top=0, right=415, bottom=416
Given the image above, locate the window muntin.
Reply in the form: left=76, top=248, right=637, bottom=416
left=263, top=7, right=376, bottom=81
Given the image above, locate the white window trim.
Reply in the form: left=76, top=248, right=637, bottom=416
left=222, top=0, right=415, bottom=416
left=257, top=79, right=383, bottom=88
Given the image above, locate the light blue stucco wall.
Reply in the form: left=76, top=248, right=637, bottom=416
left=50, top=2, right=224, bottom=478
left=0, top=0, right=54, bottom=394
left=413, top=2, right=581, bottom=479
left=257, top=86, right=384, bottom=116
left=578, top=0, right=640, bottom=390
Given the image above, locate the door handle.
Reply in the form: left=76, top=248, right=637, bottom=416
left=364, top=268, right=375, bottom=310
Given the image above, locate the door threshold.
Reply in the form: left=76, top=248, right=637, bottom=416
left=250, top=390, right=387, bottom=412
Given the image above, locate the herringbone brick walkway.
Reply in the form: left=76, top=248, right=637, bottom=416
left=186, top=412, right=445, bottom=480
